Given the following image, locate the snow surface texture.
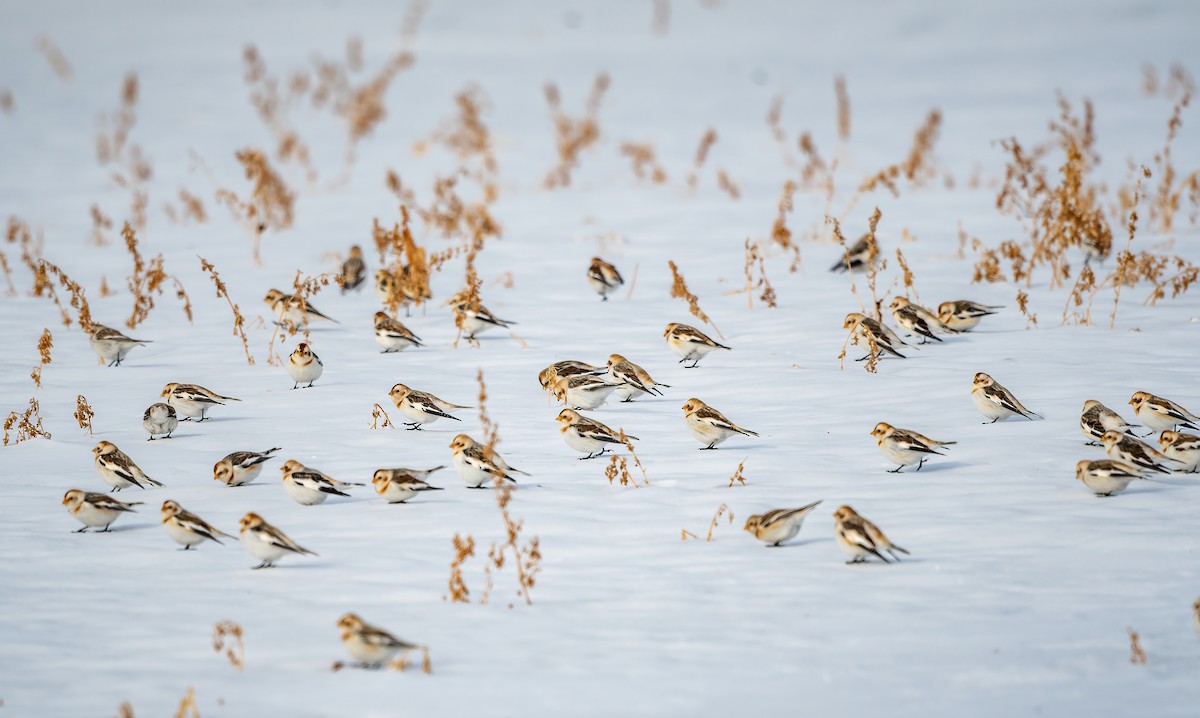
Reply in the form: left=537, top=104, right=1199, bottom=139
left=2, top=1, right=1199, bottom=716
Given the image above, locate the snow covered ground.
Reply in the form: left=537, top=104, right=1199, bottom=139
left=2, top=1, right=1199, bottom=715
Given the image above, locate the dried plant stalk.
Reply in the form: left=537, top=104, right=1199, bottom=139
left=212, top=620, right=245, bottom=671
left=544, top=74, right=610, bottom=188
left=859, top=110, right=942, bottom=196
left=667, top=260, right=721, bottom=337
left=716, top=169, right=740, bottom=200
left=1127, top=627, right=1147, bottom=665
left=835, top=74, right=851, bottom=141
left=36, top=36, right=73, bottom=81
left=0, top=89, right=15, bottom=114
left=31, top=329, right=52, bottom=389
left=741, top=239, right=777, bottom=309
left=174, top=687, right=200, bottom=718
left=369, top=404, right=394, bottom=430
left=75, top=395, right=95, bottom=434
left=620, top=142, right=668, bottom=183
left=36, top=260, right=93, bottom=332
left=198, top=256, right=255, bottom=365
left=727, top=460, right=747, bottom=487
left=686, top=128, right=717, bottom=190
left=89, top=204, right=113, bottom=245
left=216, top=148, right=296, bottom=262
left=446, top=533, right=475, bottom=603
left=123, top=223, right=192, bottom=329
left=3, top=398, right=50, bottom=445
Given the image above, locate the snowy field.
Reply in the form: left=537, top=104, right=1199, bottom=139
left=2, top=1, right=1199, bottom=716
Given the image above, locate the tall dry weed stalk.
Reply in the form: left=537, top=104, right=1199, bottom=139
left=198, top=257, right=255, bottom=364
left=31, top=329, right=52, bottom=389
left=835, top=75, right=852, bottom=141
left=1147, top=90, right=1199, bottom=232
left=369, top=403, right=394, bottom=429
left=544, top=74, right=610, bottom=188
left=620, top=142, right=668, bottom=184
left=668, top=260, right=722, bottom=337
left=859, top=110, right=942, bottom=196
left=75, top=395, right=95, bottom=434
left=216, top=148, right=296, bottom=262
left=1127, top=628, right=1147, bottom=664
left=686, top=128, right=718, bottom=190
left=123, top=223, right=192, bottom=329
left=716, top=169, right=741, bottom=200
left=37, top=260, right=93, bottom=332
left=35, top=36, right=73, bottom=81
left=174, top=688, right=200, bottom=718
left=682, top=504, right=735, bottom=542
left=740, top=239, right=777, bottom=309
left=727, top=460, right=747, bottom=487
left=96, top=74, right=152, bottom=229
left=445, top=533, right=476, bottom=603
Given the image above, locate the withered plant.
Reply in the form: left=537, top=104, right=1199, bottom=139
left=544, top=74, right=610, bottom=188
left=740, top=239, right=777, bottom=309
left=0, top=89, right=14, bottom=114
left=716, top=169, right=741, bottom=200
left=215, top=148, right=296, bottom=262
left=96, top=73, right=153, bottom=230
left=1127, top=628, right=1147, bottom=665
left=38, top=260, right=93, bottom=332
left=686, top=128, right=717, bottom=190
left=445, top=533, right=476, bottom=603
left=89, top=204, right=113, bottom=245
left=369, top=403, right=394, bottom=430
left=174, top=688, right=200, bottom=718
left=859, top=110, right=942, bottom=196
left=212, top=620, right=245, bottom=671
left=3, top=398, right=50, bottom=445
left=620, top=142, right=668, bottom=184
left=164, top=189, right=207, bottom=225
left=1147, top=90, right=1199, bottom=232
left=835, top=74, right=851, bottom=141
left=74, top=395, right=95, bottom=434
left=430, top=86, right=499, bottom=195
left=727, top=460, right=747, bottom=487
left=668, top=260, right=721, bottom=336
left=123, top=223, right=192, bottom=329
left=31, top=329, right=52, bottom=388
left=35, top=36, right=73, bottom=81
left=0, top=247, right=16, bottom=296
left=682, top=504, right=735, bottom=542
left=198, top=257, right=255, bottom=364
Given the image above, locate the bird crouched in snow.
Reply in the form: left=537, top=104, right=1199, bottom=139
left=449, top=434, right=529, bottom=488
left=238, top=512, right=317, bottom=569
left=372, top=467, right=445, bottom=504
left=264, top=289, right=338, bottom=328
left=551, top=374, right=624, bottom=411
left=829, top=234, right=878, bottom=274
left=1075, top=460, right=1142, bottom=497
left=538, top=361, right=606, bottom=391
left=1079, top=400, right=1139, bottom=445
left=833, top=505, right=908, bottom=564
left=843, top=313, right=909, bottom=360
left=937, top=301, right=1001, bottom=332
left=280, top=460, right=364, bottom=506
left=1128, top=391, right=1199, bottom=433
left=373, top=312, right=423, bottom=353
left=1158, top=430, right=1200, bottom=473
left=889, top=297, right=943, bottom=344
left=143, top=403, right=178, bottom=440
left=62, top=490, right=141, bottom=532
left=160, top=499, right=234, bottom=549
left=971, top=373, right=1040, bottom=423
left=449, top=294, right=516, bottom=339
left=214, top=448, right=281, bottom=486
left=337, top=613, right=424, bottom=669
left=743, top=500, right=823, bottom=547
left=606, top=353, right=669, bottom=402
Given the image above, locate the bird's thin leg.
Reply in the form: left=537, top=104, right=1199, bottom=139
left=180, top=545, right=192, bottom=551
left=147, top=437, right=155, bottom=441
left=73, top=527, right=89, bottom=533
left=916, top=458, right=925, bottom=471
left=887, top=466, right=903, bottom=473
left=292, top=383, right=299, bottom=390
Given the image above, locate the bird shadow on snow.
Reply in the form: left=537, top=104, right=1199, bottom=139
left=890, top=460, right=971, bottom=474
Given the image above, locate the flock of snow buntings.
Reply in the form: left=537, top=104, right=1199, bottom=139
left=65, top=248, right=1200, bottom=664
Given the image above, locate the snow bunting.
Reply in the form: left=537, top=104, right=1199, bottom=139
left=337, top=245, right=367, bottom=293
left=1080, top=400, right=1139, bottom=445
left=238, top=512, right=316, bottom=569
left=264, top=288, right=338, bottom=327
left=286, top=342, right=323, bottom=389
left=93, top=441, right=162, bottom=491
left=843, top=313, right=908, bottom=360
left=587, top=257, right=624, bottom=301
left=1082, top=227, right=1111, bottom=266
left=374, top=312, right=423, bottom=353
left=889, top=298, right=943, bottom=344
left=871, top=422, right=954, bottom=472
left=388, top=383, right=470, bottom=429
left=681, top=398, right=758, bottom=450
left=88, top=323, right=150, bottom=366
left=1075, top=459, right=1142, bottom=497
left=971, top=373, right=1041, bottom=423
left=892, top=297, right=953, bottom=333
left=375, top=269, right=397, bottom=306
left=1128, top=391, right=1200, bottom=433
left=937, top=301, right=1002, bottom=332
left=607, top=353, right=670, bottom=401
left=538, top=361, right=605, bottom=390
left=214, top=448, right=281, bottom=486
left=371, top=467, right=446, bottom=503
left=663, top=323, right=730, bottom=368
left=142, top=403, right=179, bottom=440
left=449, top=434, right=529, bottom=488
left=450, top=297, right=515, bottom=339
left=1101, top=430, right=1179, bottom=474
left=161, top=382, right=241, bottom=421
left=160, top=499, right=234, bottom=549
left=833, top=505, right=907, bottom=563
left=337, top=613, right=424, bottom=669
left=1158, top=430, right=1200, bottom=473
left=280, top=459, right=363, bottom=506
left=551, top=374, right=623, bottom=411
left=555, top=409, right=637, bottom=459
left=829, top=233, right=878, bottom=273
left=62, top=489, right=140, bottom=532
left=743, top=500, right=823, bottom=547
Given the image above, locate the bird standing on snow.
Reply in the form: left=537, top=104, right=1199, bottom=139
left=286, top=342, right=323, bottom=389
left=238, top=512, right=317, bottom=569
left=538, top=361, right=605, bottom=391
left=88, top=323, right=151, bottom=367
left=870, top=422, right=954, bottom=472
left=373, top=312, right=422, bottom=353
left=160, top=499, right=234, bottom=549
left=681, top=398, right=757, bottom=450
left=743, top=500, right=823, bottom=547
left=555, top=409, right=637, bottom=459
left=937, top=301, right=1001, bottom=332
left=1079, top=400, right=1139, bottom=445
left=1128, top=391, right=1199, bottom=433
left=93, top=441, right=163, bottom=491
left=62, top=489, right=141, bottom=532
left=1075, top=459, right=1142, bottom=497
left=388, top=384, right=470, bottom=430
left=280, top=460, right=364, bottom=506
left=606, top=353, right=670, bottom=402
left=889, top=297, right=943, bottom=344
left=843, top=313, right=909, bottom=360
left=971, top=373, right=1040, bottom=423
left=663, top=323, right=730, bottom=368
left=264, top=289, right=338, bottom=327
left=587, top=257, right=624, bottom=301
left=449, top=434, right=529, bottom=488
left=338, top=245, right=367, bottom=293
left=143, top=403, right=179, bottom=440
left=1100, top=430, right=1179, bottom=475
left=551, top=374, right=623, bottom=411
left=1158, top=430, right=1200, bottom=473
left=829, top=234, right=878, bottom=274
left=161, top=382, right=240, bottom=421
left=833, top=505, right=908, bottom=564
